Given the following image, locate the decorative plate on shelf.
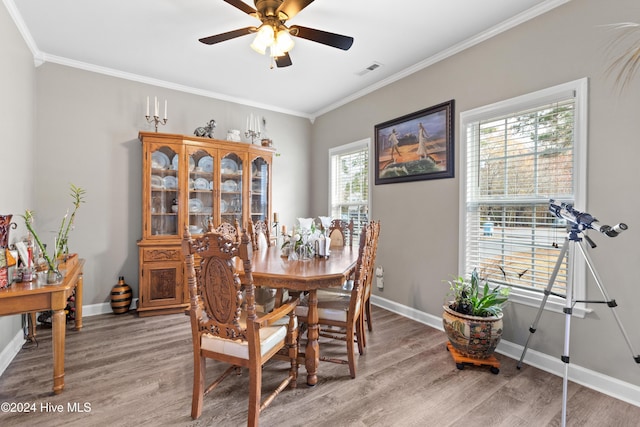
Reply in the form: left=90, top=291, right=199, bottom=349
left=171, top=154, right=196, bottom=171
left=189, top=198, right=204, bottom=213
left=151, top=175, right=163, bottom=189
left=194, top=178, right=209, bottom=190
left=220, top=199, right=228, bottom=213
left=198, top=156, right=214, bottom=172
left=221, top=158, right=238, bottom=174
left=152, top=151, right=170, bottom=169
left=162, top=176, right=177, bottom=189
left=221, top=180, right=238, bottom=192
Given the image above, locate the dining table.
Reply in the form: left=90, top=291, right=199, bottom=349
left=248, top=245, right=359, bottom=386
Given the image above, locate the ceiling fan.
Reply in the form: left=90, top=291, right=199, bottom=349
left=199, top=0, right=354, bottom=68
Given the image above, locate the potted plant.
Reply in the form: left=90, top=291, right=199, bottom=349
left=442, top=268, right=510, bottom=359
left=21, top=183, right=86, bottom=283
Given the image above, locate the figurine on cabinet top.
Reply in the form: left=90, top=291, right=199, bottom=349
left=194, top=119, right=216, bottom=138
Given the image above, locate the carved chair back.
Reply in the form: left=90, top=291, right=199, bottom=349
left=212, top=220, right=241, bottom=243
left=328, top=218, right=354, bottom=248
left=361, top=221, right=380, bottom=335
left=183, top=230, right=256, bottom=342
left=250, top=219, right=271, bottom=251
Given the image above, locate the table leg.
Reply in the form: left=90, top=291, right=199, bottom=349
left=52, top=309, right=66, bottom=394
left=305, top=289, right=319, bottom=386
left=74, top=273, right=83, bottom=330
left=28, top=312, right=37, bottom=341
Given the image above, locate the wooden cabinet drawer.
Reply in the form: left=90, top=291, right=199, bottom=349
left=143, top=248, right=181, bottom=262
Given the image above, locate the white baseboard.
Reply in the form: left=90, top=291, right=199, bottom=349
left=371, top=294, right=640, bottom=408
left=0, top=328, right=25, bottom=377
left=0, top=299, right=137, bottom=377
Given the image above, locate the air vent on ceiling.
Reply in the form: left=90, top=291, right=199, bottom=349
left=356, top=62, right=382, bottom=76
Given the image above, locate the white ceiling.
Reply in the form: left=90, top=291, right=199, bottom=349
left=6, top=0, right=563, bottom=119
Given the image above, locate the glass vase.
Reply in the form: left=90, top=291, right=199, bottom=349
left=47, top=266, right=63, bottom=284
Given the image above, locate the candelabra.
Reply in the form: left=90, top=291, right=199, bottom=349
left=245, top=128, right=261, bottom=144
left=245, top=113, right=261, bottom=144
left=146, top=114, right=167, bottom=132
left=146, top=96, right=167, bottom=132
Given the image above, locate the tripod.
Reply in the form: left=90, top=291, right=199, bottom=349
left=516, top=225, right=639, bottom=427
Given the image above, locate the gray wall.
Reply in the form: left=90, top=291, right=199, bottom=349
left=0, top=2, right=36, bottom=357
left=311, top=0, right=640, bottom=387
left=32, top=63, right=312, bottom=306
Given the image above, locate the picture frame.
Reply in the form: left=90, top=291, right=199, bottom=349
left=374, top=100, right=454, bottom=185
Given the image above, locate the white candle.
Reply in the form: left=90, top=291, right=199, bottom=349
left=154, top=96, right=158, bottom=117
left=250, top=113, right=254, bottom=131
left=257, top=116, right=261, bottom=133
left=164, top=99, right=167, bottom=120
left=146, top=96, right=149, bottom=116
left=246, top=116, right=249, bottom=132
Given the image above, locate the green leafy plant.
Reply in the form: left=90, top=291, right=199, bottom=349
left=21, top=183, right=86, bottom=271
left=54, top=183, right=86, bottom=258
left=446, top=269, right=510, bottom=317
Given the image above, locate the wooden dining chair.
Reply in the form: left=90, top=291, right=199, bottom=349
left=327, top=218, right=354, bottom=248
left=360, top=220, right=380, bottom=345
left=182, top=227, right=299, bottom=425
left=295, top=223, right=372, bottom=378
left=315, top=221, right=380, bottom=350
left=247, top=219, right=287, bottom=313
left=249, top=219, right=271, bottom=251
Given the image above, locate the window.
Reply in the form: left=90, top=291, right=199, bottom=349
left=460, top=79, right=588, bottom=313
left=329, top=139, right=371, bottom=239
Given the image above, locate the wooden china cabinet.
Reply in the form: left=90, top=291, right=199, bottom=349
left=137, top=131, right=274, bottom=316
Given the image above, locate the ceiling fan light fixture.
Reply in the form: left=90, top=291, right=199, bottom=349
left=275, top=29, right=294, bottom=53
left=250, top=24, right=275, bottom=54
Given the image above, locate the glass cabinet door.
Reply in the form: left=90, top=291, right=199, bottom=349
left=220, top=153, right=243, bottom=226
left=251, top=156, right=270, bottom=223
left=187, top=148, right=215, bottom=234
left=149, top=145, right=179, bottom=236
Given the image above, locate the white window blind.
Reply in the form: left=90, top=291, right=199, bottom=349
left=461, top=79, right=587, bottom=304
left=329, top=139, right=370, bottom=238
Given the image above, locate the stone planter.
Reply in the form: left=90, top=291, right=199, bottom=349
left=442, top=304, right=504, bottom=359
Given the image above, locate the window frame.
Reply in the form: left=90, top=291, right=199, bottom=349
left=328, top=138, right=372, bottom=238
left=459, top=78, right=589, bottom=316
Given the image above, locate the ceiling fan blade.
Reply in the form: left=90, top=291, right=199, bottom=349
left=275, top=52, right=293, bottom=68
left=199, top=27, right=254, bottom=45
left=223, top=0, right=256, bottom=15
left=276, top=0, right=315, bottom=20
left=289, top=25, right=354, bottom=50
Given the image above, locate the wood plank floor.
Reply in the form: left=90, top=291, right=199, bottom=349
left=1, top=306, right=639, bottom=426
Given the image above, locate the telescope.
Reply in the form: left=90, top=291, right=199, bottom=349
left=549, top=199, right=627, bottom=237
